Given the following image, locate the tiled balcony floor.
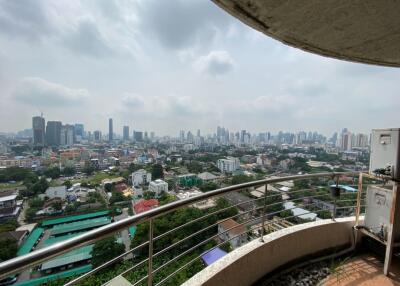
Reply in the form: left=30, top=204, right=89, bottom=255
left=324, top=254, right=400, bottom=286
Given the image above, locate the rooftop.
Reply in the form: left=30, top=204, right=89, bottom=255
left=219, top=218, right=245, bottom=236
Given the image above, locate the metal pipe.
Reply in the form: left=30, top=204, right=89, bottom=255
left=148, top=219, right=154, bottom=286
left=64, top=241, right=149, bottom=286
left=332, top=176, right=340, bottom=221
left=260, top=183, right=268, bottom=242
left=0, top=171, right=357, bottom=279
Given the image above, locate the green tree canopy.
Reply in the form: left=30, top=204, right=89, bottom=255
left=0, top=238, right=18, bottom=261
left=151, top=164, right=164, bottom=180
left=44, top=167, right=61, bottom=179
left=109, top=192, right=127, bottom=204
left=62, top=166, right=76, bottom=176
left=91, top=237, right=125, bottom=267
left=63, top=180, right=72, bottom=189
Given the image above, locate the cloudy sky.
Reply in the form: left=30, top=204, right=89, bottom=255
left=0, top=0, right=399, bottom=137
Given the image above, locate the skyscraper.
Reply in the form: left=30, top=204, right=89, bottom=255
left=94, top=130, right=102, bottom=142
left=179, top=130, right=185, bottom=142
left=60, top=124, right=75, bottom=146
left=109, top=118, right=113, bottom=142
left=46, top=121, right=62, bottom=146
left=74, top=124, right=84, bottom=142
left=341, top=131, right=352, bottom=151
left=134, top=131, right=143, bottom=142
left=123, top=126, right=130, bottom=141
left=32, top=116, right=45, bottom=146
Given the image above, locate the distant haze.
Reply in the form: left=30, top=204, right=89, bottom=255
left=0, top=0, right=399, bottom=136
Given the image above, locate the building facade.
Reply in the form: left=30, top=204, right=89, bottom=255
left=109, top=118, right=113, bottom=142
left=131, top=169, right=152, bottom=187
left=149, top=179, right=168, bottom=197
left=32, top=116, right=46, bottom=146
left=46, top=121, right=62, bottom=146
left=217, top=157, right=240, bottom=173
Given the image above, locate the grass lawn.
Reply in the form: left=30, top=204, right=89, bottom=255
left=77, top=172, right=121, bottom=186
left=0, top=181, right=24, bottom=190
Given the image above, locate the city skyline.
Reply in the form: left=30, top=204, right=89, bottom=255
left=8, top=113, right=372, bottom=140
left=1, top=1, right=399, bottom=136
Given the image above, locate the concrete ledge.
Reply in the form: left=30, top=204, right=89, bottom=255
left=212, top=0, right=400, bottom=67
left=183, top=217, right=356, bottom=286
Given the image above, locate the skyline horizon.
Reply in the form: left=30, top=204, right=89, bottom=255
left=1, top=112, right=374, bottom=138
left=1, top=1, right=399, bottom=137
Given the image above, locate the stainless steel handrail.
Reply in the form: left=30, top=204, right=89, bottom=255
left=0, top=171, right=357, bottom=279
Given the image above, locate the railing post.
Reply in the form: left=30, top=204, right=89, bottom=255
left=355, top=172, right=363, bottom=226
left=332, top=176, right=340, bottom=221
left=260, top=184, right=268, bottom=242
left=147, top=219, right=154, bottom=286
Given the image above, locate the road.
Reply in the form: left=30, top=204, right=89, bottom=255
left=114, top=208, right=133, bottom=259
left=17, top=200, right=28, bottom=225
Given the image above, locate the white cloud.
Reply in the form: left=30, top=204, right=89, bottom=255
left=121, top=93, right=145, bottom=108
left=14, top=77, right=90, bottom=107
left=194, top=50, right=236, bottom=76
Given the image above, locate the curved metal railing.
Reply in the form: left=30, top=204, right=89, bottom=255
left=0, top=171, right=364, bottom=285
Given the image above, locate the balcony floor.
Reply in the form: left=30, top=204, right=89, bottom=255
left=324, top=254, right=400, bottom=286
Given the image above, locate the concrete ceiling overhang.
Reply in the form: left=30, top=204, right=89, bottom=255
left=212, top=0, right=400, bottom=67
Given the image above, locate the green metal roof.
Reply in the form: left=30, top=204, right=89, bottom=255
left=41, top=210, right=109, bottom=227
left=44, top=232, right=85, bottom=247
left=129, top=226, right=137, bottom=238
left=17, top=228, right=44, bottom=256
left=40, top=245, right=93, bottom=271
left=14, top=264, right=92, bottom=286
left=50, top=217, right=111, bottom=236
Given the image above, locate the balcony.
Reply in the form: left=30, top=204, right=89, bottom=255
left=0, top=171, right=398, bottom=286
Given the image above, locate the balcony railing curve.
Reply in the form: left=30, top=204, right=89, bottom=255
left=0, top=171, right=359, bottom=283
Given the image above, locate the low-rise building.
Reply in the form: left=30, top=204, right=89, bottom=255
left=0, top=231, right=28, bottom=247
left=44, top=186, right=67, bottom=200
left=149, top=179, right=168, bottom=197
left=0, top=190, right=21, bottom=221
left=177, top=173, right=202, bottom=187
left=217, top=157, right=240, bottom=173
left=133, top=199, right=159, bottom=214
left=197, top=172, right=219, bottom=183
left=131, top=169, right=152, bottom=187
left=218, top=219, right=247, bottom=249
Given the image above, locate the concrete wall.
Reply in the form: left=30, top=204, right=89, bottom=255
left=184, top=217, right=356, bottom=286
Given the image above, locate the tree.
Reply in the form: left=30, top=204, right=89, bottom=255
left=187, top=162, right=202, bottom=173
left=166, top=179, right=176, bottom=191
left=51, top=201, right=62, bottom=211
left=0, top=238, right=17, bottom=261
left=0, top=220, right=19, bottom=233
left=151, top=164, right=164, bottom=180
left=104, top=183, right=113, bottom=193
left=11, top=145, right=30, bottom=156
left=44, top=167, right=61, bottom=179
left=109, top=192, right=126, bottom=204
left=0, top=167, right=35, bottom=183
left=30, top=177, right=49, bottom=195
left=143, top=191, right=156, bottom=200
left=82, top=163, right=95, bottom=175
left=25, top=208, right=38, bottom=222
left=63, top=180, right=72, bottom=189
left=63, top=166, right=76, bottom=176
left=231, top=175, right=254, bottom=185
left=29, top=197, right=45, bottom=208
left=91, top=237, right=125, bottom=267
left=128, top=163, right=141, bottom=173
left=200, top=182, right=218, bottom=192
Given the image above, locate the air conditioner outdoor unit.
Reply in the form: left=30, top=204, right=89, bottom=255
left=369, top=128, right=400, bottom=180
left=364, top=185, right=400, bottom=241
